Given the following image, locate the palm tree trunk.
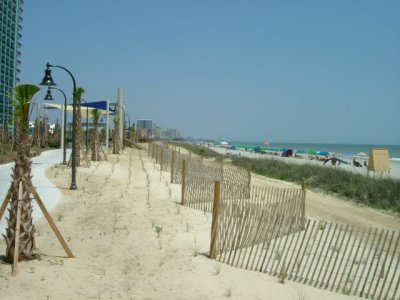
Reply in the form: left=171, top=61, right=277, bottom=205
left=3, top=122, right=36, bottom=262
left=74, top=99, right=82, bottom=166
left=91, top=128, right=100, bottom=161
left=112, top=118, right=120, bottom=154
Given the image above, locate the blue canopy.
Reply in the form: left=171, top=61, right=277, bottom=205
left=318, top=151, right=330, bottom=156
left=80, top=101, right=116, bottom=112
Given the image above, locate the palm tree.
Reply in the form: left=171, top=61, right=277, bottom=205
left=90, top=108, right=101, bottom=161
left=73, top=87, right=85, bottom=166
left=3, top=84, right=40, bottom=262
left=112, top=116, right=120, bottom=154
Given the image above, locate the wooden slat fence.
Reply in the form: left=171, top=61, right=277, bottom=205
left=215, top=193, right=400, bottom=300
left=147, top=143, right=400, bottom=299
left=148, top=142, right=250, bottom=212
left=183, top=160, right=249, bottom=212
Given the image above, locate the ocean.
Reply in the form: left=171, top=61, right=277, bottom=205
left=228, top=142, right=400, bottom=160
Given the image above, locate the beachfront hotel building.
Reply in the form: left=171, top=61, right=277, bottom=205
left=0, top=0, right=23, bottom=125
left=137, top=119, right=153, bottom=139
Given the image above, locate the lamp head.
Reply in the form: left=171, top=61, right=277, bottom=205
left=39, top=63, right=56, bottom=86
left=44, top=88, right=54, bottom=101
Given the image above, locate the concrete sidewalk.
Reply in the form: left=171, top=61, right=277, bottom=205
left=0, top=149, right=69, bottom=236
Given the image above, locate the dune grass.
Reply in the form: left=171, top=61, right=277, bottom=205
left=232, top=157, right=400, bottom=212
left=173, top=142, right=400, bottom=212
left=170, top=142, right=222, bottom=159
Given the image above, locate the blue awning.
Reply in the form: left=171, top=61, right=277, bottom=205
left=80, top=101, right=116, bottom=112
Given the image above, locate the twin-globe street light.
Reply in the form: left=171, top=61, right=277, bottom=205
left=44, top=87, right=68, bottom=165
left=40, top=62, right=78, bottom=190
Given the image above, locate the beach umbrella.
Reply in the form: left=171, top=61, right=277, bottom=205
left=296, top=150, right=306, bottom=154
left=307, top=150, right=318, bottom=155
left=253, top=146, right=262, bottom=153
left=344, top=152, right=355, bottom=157
left=357, top=152, right=368, bottom=157
left=318, top=151, right=330, bottom=156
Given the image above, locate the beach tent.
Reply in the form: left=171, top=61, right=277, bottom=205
left=281, top=149, right=293, bottom=157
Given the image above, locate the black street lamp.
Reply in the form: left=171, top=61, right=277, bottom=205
left=44, top=87, right=68, bottom=165
left=40, top=62, right=78, bottom=190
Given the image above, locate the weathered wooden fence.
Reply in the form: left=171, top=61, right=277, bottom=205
left=148, top=142, right=250, bottom=212
left=148, top=142, right=195, bottom=183
left=182, top=159, right=250, bottom=212
left=148, top=142, right=400, bottom=299
left=213, top=186, right=400, bottom=300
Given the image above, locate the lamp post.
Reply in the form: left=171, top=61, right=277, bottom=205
left=40, top=62, right=78, bottom=190
left=81, top=99, right=89, bottom=153
left=44, top=87, right=68, bottom=165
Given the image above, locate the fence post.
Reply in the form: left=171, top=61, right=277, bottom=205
left=160, top=147, right=163, bottom=172
left=247, top=163, right=252, bottom=198
left=171, top=150, right=175, bottom=183
left=181, top=159, right=187, bottom=205
left=220, top=157, right=224, bottom=181
left=156, top=145, right=159, bottom=163
left=210, top=180, right=221, bottom=259
left=301, top=177, right=306, bottom=228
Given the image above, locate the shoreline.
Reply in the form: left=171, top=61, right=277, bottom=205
left=226, top=142, right=400, bottom=160
left=210, top=146, right=400, bottom=180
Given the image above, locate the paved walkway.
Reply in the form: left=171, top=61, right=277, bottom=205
left=0, top=149, right=69, bottom=236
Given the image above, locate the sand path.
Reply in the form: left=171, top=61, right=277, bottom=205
left=251, top=173, right=399, bottom=230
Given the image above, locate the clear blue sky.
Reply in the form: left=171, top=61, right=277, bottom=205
left=20, top=0, right=399, bottom=145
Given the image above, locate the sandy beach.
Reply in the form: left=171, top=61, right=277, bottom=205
left=0, top=146, right=399, bottom=299
left=210, top=146, right=400, bottom=180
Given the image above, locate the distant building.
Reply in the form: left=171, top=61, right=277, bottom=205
left=161, top=129, right=180, bottom=140
left=152, top=124, right=162, bottom=139
left=136, top=119, right=153, bottom=139
left=0, top=0, right=23, bottom=124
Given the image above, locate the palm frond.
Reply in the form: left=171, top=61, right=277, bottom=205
left=9, top=84, right=40, bottom=134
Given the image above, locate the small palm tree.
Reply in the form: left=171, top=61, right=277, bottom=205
left=90, top=108, right=101, bottom=161
left=4, top=84, right=40, bottom=262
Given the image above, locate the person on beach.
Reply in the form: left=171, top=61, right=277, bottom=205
left=353, top=158, right=362, bottom=167
left=323, top=155, right=341, bottom=166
